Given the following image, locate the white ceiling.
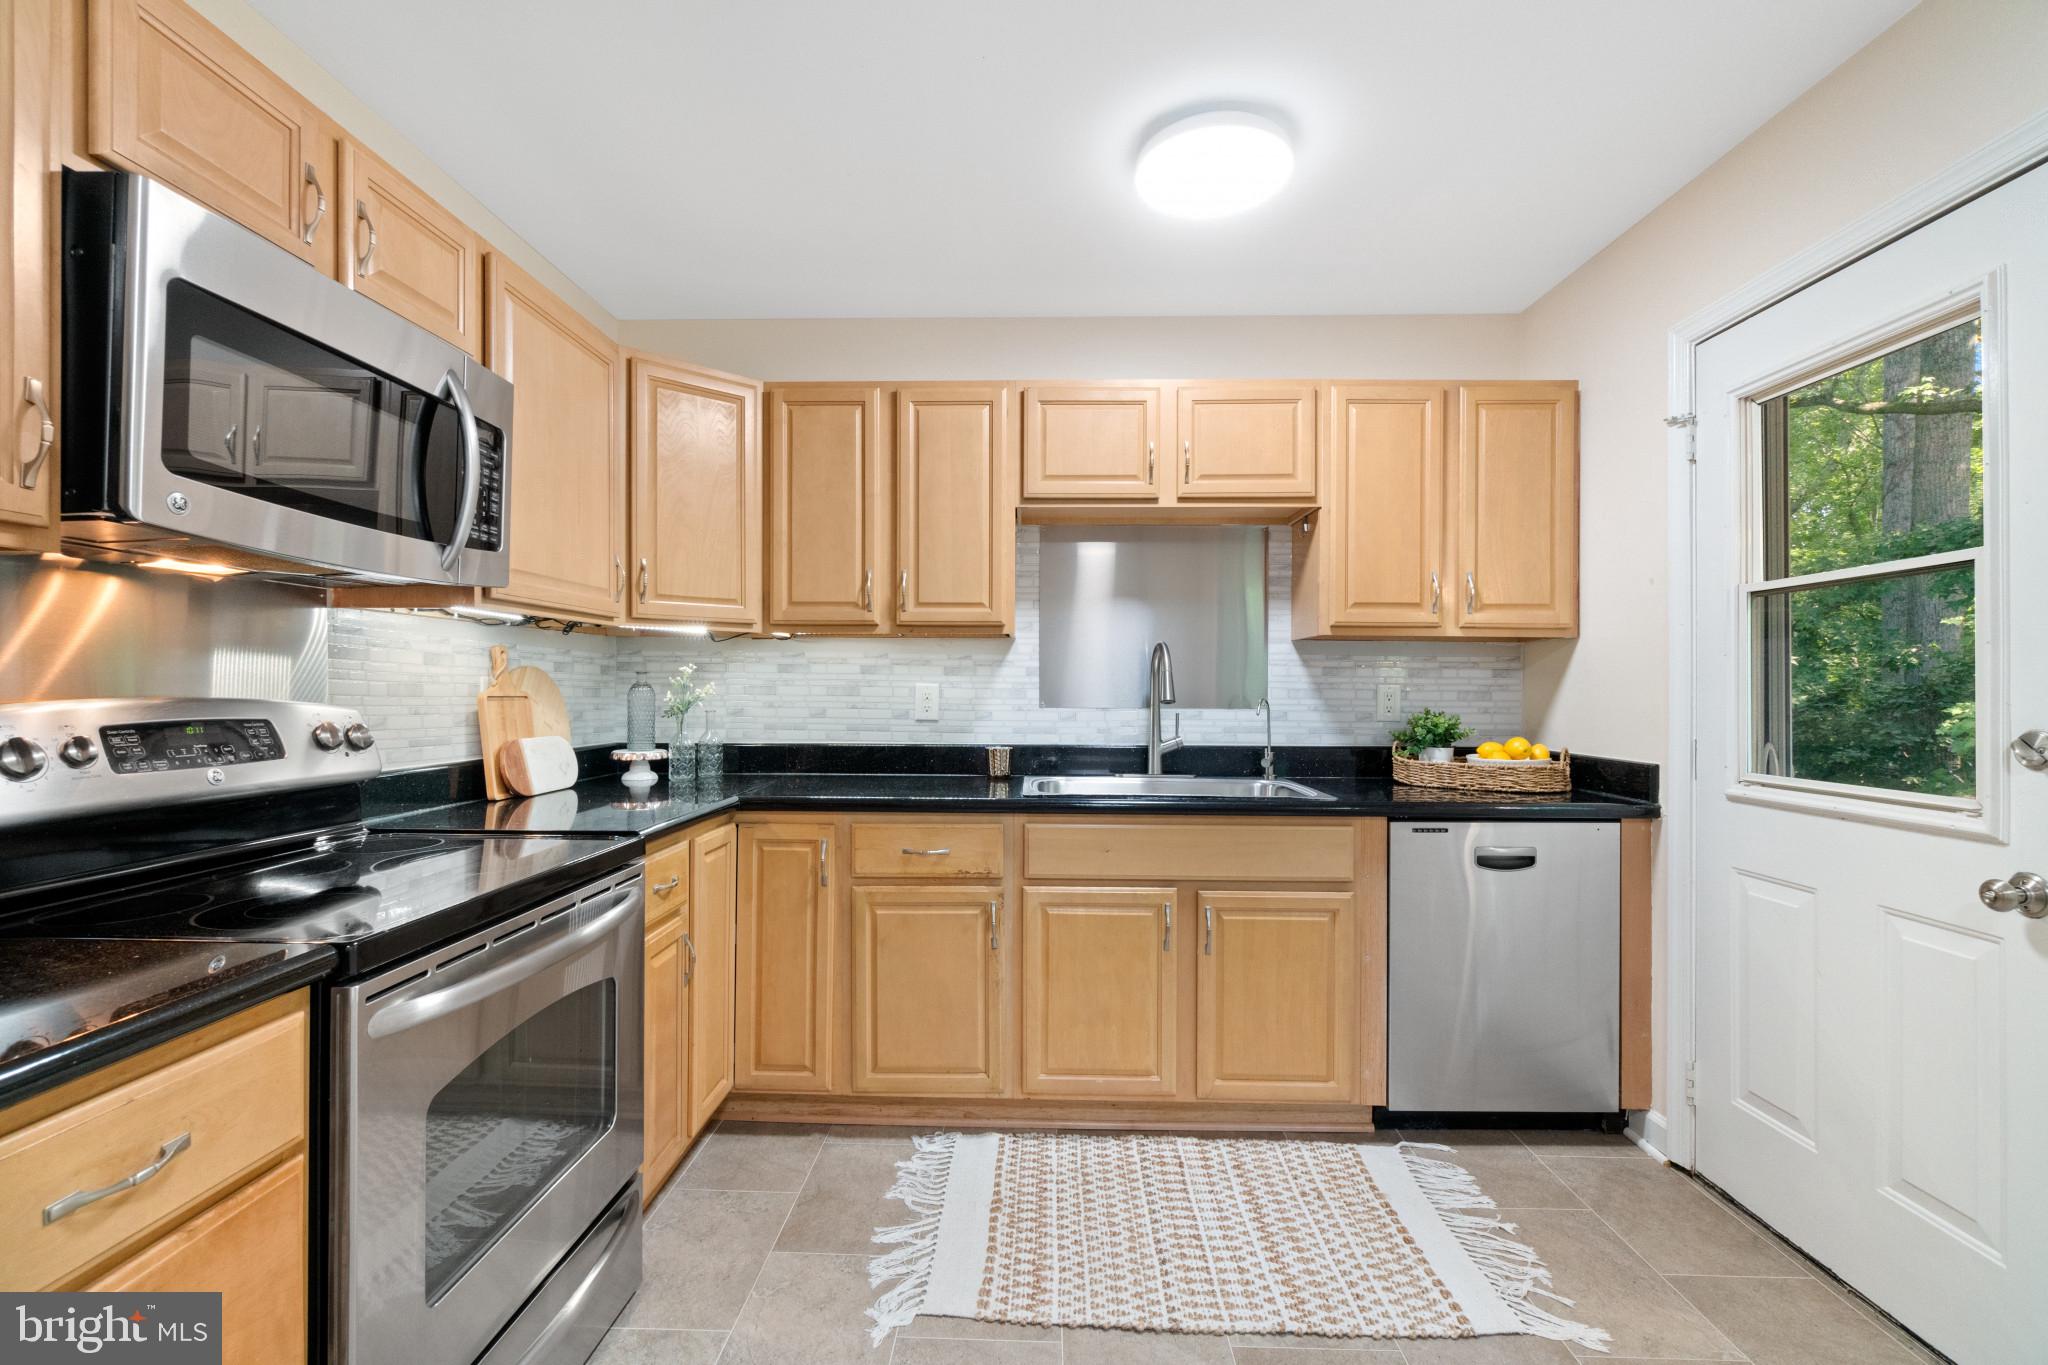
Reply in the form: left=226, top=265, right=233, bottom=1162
left=248, top=0, right=1914, bottom=320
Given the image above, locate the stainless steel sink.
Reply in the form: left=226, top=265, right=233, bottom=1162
left=1019, top=774, right=1335, bottom=801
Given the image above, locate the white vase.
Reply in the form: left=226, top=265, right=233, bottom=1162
left=1420, top=746, right=1456, bottom=763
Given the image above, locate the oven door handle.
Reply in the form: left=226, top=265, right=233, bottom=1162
left=438, top=367, right=482, bottom=573
left=366, top=883, right=640, bottom=1040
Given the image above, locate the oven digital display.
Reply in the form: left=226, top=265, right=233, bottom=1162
left=99, top=719, right=285, bottom=774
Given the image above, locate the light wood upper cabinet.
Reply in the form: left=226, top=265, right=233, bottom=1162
left=1455, top=382, right=1578, bottom=634
left=483, top=254, right=625, bottom=619
left=2, top=0, right=59, bottom=545
left=766, top=385, right=885, bottom=629
left=1195, top=890, right=1357, bottom=1103
left=736, top=822, right=836, bottom=1092
left=894, top=384, right=1015, bottom=630
left=850, top=885, right=1003, bottom=1096
left=90, top=0, right=338, bottom=271
left=1175, top=382, right=1317, bottom=500
left=687, top=824, right=738, bottom=1137
left=631, top=357, right=762, bottom=627
left=642, top=913, right=688, bottom=1199
left=340, top=138, right=480, bottom=355
left=1295, top=384, right=1448, bottom=635
left=1019, top=886, right=1181, bottom=1098
left=1021, top=385, right=1161, bottom=500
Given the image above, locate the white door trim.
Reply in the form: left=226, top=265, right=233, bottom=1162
left=1658, top=105, right=2048, bottom=1170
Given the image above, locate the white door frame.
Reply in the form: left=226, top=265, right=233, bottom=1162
left=1656, top=107, right=2048, bottom=1169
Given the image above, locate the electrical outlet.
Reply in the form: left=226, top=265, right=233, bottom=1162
left=1375, top=684, right=1401, bottom=720
left=913, top=681, right=940, bottom=721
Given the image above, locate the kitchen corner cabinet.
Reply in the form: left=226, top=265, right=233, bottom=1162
left=340, top=138, right=481, bottom=356
left=630, top=357, right=762, bottom=628
left=1195, top=890, right=1358, bottom=1102
left=1021, top=385, right=1162, bottom=500
left=687, top=823, right=738, bottom=1135
left=1455, top=382, right=1578, bottom=633
left=736, top=821, right=837, bottom=1092
left=850, top=885, right=1004, bottom=1095
left=1176, top=381, right=1317, bottom=500
left=2, top=0, right=60, bottom=547
left=765, top=385, right=887, bottom=630
left=90, top=0, right=340, bottom=272
left=483, top=253, right=627, bottom=620
left=894, top=384, right=1016, bottom=630
left=1019, top=886, right=1180, bottom=1098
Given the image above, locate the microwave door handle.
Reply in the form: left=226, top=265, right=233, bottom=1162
left=437, top=368, right=481, bottom=573
left=365, top=882, right=639, bottom=1040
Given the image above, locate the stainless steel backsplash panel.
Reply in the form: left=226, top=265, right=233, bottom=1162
left=0, top=556, right=327, bottom=703
left=1037, top=526, right=1267, bottom=709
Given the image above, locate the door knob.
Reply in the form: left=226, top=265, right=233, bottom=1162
left=2013, top=730, right=2048, bottom=771
left=1979, top=871, right=2047, bottom=919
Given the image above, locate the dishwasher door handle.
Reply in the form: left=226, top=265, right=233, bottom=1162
left=1474, top=846, right=1538, bottom=871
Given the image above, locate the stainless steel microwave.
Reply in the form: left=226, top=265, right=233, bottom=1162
left=61, top=170, right=512, bottom=587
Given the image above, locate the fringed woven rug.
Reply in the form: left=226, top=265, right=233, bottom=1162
left=867, top=1132, right=1608, bottom=1352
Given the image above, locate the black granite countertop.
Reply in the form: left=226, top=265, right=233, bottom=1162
left=0, top=938, right=335, bottom=1108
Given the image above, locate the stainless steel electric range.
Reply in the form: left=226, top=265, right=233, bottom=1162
left=0, top=698, right=645, bottom=1365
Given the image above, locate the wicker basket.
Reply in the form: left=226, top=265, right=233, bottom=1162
left=1392, top=748, right=1572, bottom=794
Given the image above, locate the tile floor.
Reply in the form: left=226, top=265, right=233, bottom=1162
left=591, top=1123, right=1947, bottom=1365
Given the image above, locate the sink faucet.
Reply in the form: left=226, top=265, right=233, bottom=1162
left=1147, top=642, right=1182, bottom=774
left=1256, top=698, right=1275, bottom=780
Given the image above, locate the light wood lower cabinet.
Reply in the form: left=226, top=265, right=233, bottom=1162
left=1019, top=886, right=1180, bottom=1098
left=736, top=822, right=837, bottom=1092
left=687, top=824, right=738, bottom=1134
left=89, top=1153, right=307, bottom=1365
left=642, top=913, right=689, bottom=1197
left=851, top=885, right=1003, bottom=1095
left=1195, top=890, right=1358, bottom=1102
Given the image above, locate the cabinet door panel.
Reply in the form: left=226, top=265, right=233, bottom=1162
left=687, top=824, right=737, bottom=1135
left=642, top=917, right=688, bottom=1198
left=1328, top=384, right=1447, bottom=629
left=1196, top=891, right=1357, bottom=1103
left=1019, top=887, right=1179, bottom=1097
left=341, top=140, right=480, bottom=355
left=91, top=0, right=336, bottom=269
left=894, top=385, right=1014, bottom=629
left=1021, top=385, right=1159, bottom=500
left=632, top=358, right=761, bottom=626
left=767, top=385, right=883, bottom=628
left=88, top=1155, right=307, bottom=1365
left=1455, top=383, right=1578, bottom=633
left=485, top=255, right=625, bottom=619
left=1175, top=382, right=1316, bottom=499
left=2, top=0, right=58, bottom=538
left=851, top=886, right=1002, bottom=1095
left=736, top=823, right=836, bottom=1092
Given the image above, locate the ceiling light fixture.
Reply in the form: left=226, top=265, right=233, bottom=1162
left=1134, top=110, right=1293, bottom=220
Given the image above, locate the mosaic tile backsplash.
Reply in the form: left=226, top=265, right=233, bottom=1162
left=329, top=529, right=1523, bottom=768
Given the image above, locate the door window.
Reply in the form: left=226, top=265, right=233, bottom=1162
left=1746, top=313, right=1983, bottom=804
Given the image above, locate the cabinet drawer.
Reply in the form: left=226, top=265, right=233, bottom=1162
left=645, top=835, right=691, bottom=929
left=1023, top=820, right=1355, bottom=883
left=850, top=822, right=1005, bottom=880
left=0, top=1004, right=308, bottom=1290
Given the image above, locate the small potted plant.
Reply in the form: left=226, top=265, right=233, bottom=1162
left=1391, top=708, right=1471, bottom=763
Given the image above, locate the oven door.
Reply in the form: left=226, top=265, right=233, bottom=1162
left=73, top=171, right=512, bottom=585
left=332, top=869, right=643, bottom=1365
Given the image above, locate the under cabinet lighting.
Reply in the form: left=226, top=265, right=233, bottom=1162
left=449, top=606, right=528, bottom=624
left=637, top=624, right=712, bottom=637
left=138, top=556, right=245, bottom=578
left=1134, top=110, right=1293, bottom=219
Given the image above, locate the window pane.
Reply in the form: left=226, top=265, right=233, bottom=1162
left=1759, top=317, right=1983, bottom=578
left=1751, top=564, right=1975, bottom=797
left=423, top=981, right=616, bottom=1303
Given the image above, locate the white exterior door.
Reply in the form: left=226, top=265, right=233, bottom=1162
left=1692, top=165, right=2048, bottom=1364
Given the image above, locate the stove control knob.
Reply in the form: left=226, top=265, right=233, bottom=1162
left=0, top=736, right=47, bottom=781
left=58, top=735, right=99, bottom=769
left=343, top=723, right=376, bottom=752
left=311, top=721, right=344, bottom=751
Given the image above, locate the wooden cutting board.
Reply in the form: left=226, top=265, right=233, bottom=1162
left=476, top=645, right=572, bottom=800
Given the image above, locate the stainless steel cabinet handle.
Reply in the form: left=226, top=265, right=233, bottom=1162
left=44, top=1134, right=191, bottom=1225
left=1466, top=571, right=1477, bottom=614
left=1183, top=439, right=1192, bottom=482
left=301, top=161, right=327, bottom=245
left=898, top=570, right=909, bottom=613
left=1202, top=904, right=1213, bottom=955
left=1429, top=572, right=1440, bottom=616
left=1474, top=845, right=1538, bottom=871
left=614, top=556, right=625, bottom=603
left=651, top=875, right=680, bottom=894
left=988, top=899, right=1000, bottom=951
left=862, top=567, right=873, bottom=611
left=437, top=369, right=481, bottom=572
left=2013, top=730, right=2048, bottom=771
left=355, top=199, right=379, bottom=276
left=639, top=558, right=650, bottom=601
left=682, top=931, right=696, bottom=984
left=899, top=847, right=951, bottom=856
left=222, top=422, right=238, bottom=457
left=19, top=377, right=54, bottom=490
left=1147, top=440, right=1155, bottom=484
left=1162, top=902, right=1173, bottom=952
left=1980, top=871, right=2046, bottom=918
left=819, top=838, right=829, bottom=886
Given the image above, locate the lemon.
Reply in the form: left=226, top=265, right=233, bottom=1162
left=1530, top=743, right=1551, bottom=761
left=1475, top=741, right=1507, bottom=760
left=1503, top=736, right=1532, bottom=760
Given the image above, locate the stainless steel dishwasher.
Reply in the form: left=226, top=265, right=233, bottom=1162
left=1388, top=820, right=1621, bottom=1112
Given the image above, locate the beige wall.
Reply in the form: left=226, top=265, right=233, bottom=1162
left=618, top=315, right=1523, bottom=382
left=189, top=0, right=620, bottom=337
